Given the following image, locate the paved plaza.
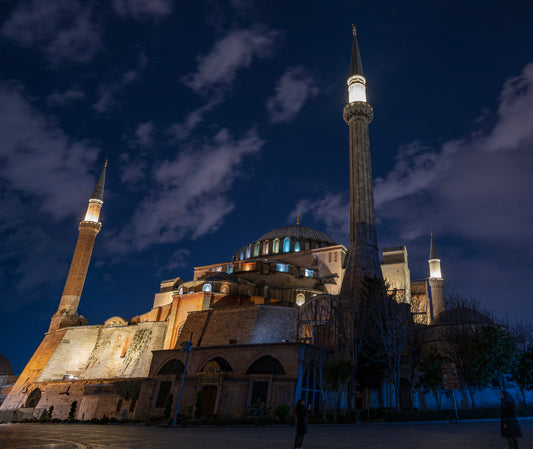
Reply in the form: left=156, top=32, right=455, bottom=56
left=0, top=420, right=532, bottom=449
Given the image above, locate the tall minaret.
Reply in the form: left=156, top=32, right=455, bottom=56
left=49, top=162, right=107, bottom=332
left=340, top=26, right=381, bottom=300
left=428, top=233, right=445, bottom=319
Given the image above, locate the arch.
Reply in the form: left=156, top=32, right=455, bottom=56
left=283, top=237, right=291, bottom=253
left=239, top=249, right=244, bottom=260
left=157, top=359, right=185, bottom=376
left=253, top=243, right=260, bottom=257
left=220, top=285, right=229, bottom=294
left=262, top=240, right=269, bottom=255
left=202, top=357, right=233, bottom=372
left=302, top=362, right=321, bottom=412
left=296, top=293, right=305, bottom=306
left=294, top=240, right=301, bottom=252
left=202, top=283, right=212, bottom=292
left=246, top=355, right=285, bottom=375
left=273, top=239, right=280, bottom=254
left=246, top=246, right=251, bottom=259
left=178, top=286, right=184, bottom=295
left=25, top=388, right=42, bottom=408
left=104, top=316, right=127, bottom=327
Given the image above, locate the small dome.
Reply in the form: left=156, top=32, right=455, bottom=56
left=431, top=307, right=494, bottom=326
left=0, top=354, right=13, bottom=375
left=258, top=225, right=336, bottom=246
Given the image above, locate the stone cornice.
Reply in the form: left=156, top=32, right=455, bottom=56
left=343, top=101, right=373, bottom=123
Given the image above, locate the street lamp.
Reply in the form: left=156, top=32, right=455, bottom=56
left=172, top=332, right=193, bottom=427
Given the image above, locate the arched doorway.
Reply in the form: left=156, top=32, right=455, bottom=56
left=201, top=385, right=218, bottom=416
left=25, top=388, right=42, bottom=408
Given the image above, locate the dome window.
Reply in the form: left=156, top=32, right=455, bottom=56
left=273, top=239, right=280, bottom=254
left=239, top=250, right=244, bottom=261
left=202, top=284, right=212, bottom=292
left=294, top=240, right=301, bottom=252
left=263, top=240, right=269, bottom=255
left=283, top=238, right=291, bottom=253
left=246, top=246, right=251, bottom=259
left=226, top=264, right=234, bottom=274
left=296, top=293, right=305, bottom=306
left=253, top=243, right=260, bottom=257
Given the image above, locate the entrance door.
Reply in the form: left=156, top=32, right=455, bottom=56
left=251, top=381, right=269, bottom=405
left=202, top=385, right=218, bottom=416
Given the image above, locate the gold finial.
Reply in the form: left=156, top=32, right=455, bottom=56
left=297, top=214, right=300, bottom=226
left=352, top=24, right=356, bottom=36
left=104, top=159, right=108, bottom=168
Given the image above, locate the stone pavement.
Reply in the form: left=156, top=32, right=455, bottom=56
left=0, top=420, right=532, bottom=449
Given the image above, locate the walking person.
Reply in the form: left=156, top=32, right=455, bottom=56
left=501, top=390, right=522, bottom=449
left=293, top=398, right=310, bottom=449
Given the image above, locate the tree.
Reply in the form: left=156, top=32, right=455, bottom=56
left=417, top=348, right=445, bottom=411
left=513, top=347, right=533, bottom=405
left=323, top=359, right=352, bottom=421
left=363, top=278, right=412, bottom=411
left=68, top=401, right=78, bottom=422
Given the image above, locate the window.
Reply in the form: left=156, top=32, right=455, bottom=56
left=294, top=240, right=301, bottom=252
left=334, top=252, right=338, bottom=262
left=226, top=264, right=233, bottom=274
left=283, top=238, right=291, bottom=253
left=178, top=287, right=184, bottom=295
left=276, top=263, right=288, bottom=273
left=214, top=266, right=223, bottom=272
left=246, top=246, right=251, bottom=258
left=304, top=269, right=314, bottom=278
left=220, top=285, right=229, bottom=294
left=246, top=356, right=285, bottom=375
left=253, top=243, right=260, bottom=257
left=296, top=293, right=305, bottom=306
left=263, top=240, right=269, bottom=255
left=328, top=253, right=332, bottom=263
left=239, top=250, right=244, bottom=261
left=203, top=283, right=212, bottom=292
left=273, top=239, right=280, bottom=254
left=304, top=241, right=310, bottom=250
left=156, top=381, right=172, bottom=407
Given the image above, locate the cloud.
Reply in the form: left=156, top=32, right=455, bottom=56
left=118, top=152, right=147, bottom=189
left=183, top=26, right=280, bottom=93
left=292, top=62, right=533, bottom=250
left=0, top=82, right=101, bottom=303
left=267, top=66, right=319, bottom=123
left=168, top=95, right=223, bottom=141
left=158, top=249, right=191, bottom=276
left=132, top=121, right=155, bottom=148
left=1, top=0, right=102, bottom=65
left=47, top=88, right=86, bottom=107
left=110, top=128, right=264, bottom=253
left=112, top=0, right=173, bottom=20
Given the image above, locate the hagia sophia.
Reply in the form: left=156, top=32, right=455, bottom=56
left=0, top=30, right=450, bottom=421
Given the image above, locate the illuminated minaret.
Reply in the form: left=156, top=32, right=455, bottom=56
left=49, top=162, right=107, bottom=332
left=340, top=26, right=381, bottom=300
left=428, top=233, right=445, bottom=319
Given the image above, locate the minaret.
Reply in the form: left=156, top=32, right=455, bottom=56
left=340, top=26, right=381, bottom=300
left=428, top=233, right=445, bottom=319
left=48, top=162, right=107, bottom=332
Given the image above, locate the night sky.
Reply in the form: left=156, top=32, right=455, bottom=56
left=1, top=0, right=532, bottom=374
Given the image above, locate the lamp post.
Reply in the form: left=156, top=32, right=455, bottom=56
left=172, top=332, right=193, bottom=427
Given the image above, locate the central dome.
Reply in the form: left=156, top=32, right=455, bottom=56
left=234, top=225, right=337, bottom=261
left=258, top=225, right=336, bottom=246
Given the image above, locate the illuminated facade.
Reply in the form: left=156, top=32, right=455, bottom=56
left=1, top=30, right=447, bottom=421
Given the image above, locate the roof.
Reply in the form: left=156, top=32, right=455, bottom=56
left=0, top=353, right=13, bottom=375
left=349, top=31, right=364, bottom=77
left=257, top=225, right=336, bottom=246
left=91, top=161, right=107, bottom=201
left=431, top=307, right=495, bottom=326
left=429, top=234, right=439, bottom=259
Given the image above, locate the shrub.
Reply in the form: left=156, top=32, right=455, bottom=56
left=68, top=401, right=78, bottom=422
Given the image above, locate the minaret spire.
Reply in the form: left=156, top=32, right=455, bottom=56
left=49, top=162, right=107, bottom=332
left=340, top=26, right=381, bottom=303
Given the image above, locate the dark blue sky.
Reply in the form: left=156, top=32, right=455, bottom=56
left=1, top=0, right=532, bottom=373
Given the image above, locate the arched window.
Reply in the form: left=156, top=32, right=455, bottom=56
left=246, top=356, right=285, bottom=375
left=178, top=286, right=184, bottom=295
left=253, top=243, right=260, bottom=257
left=226, top=264, right=233, bottom=274
left=158, top=359, right=185, bottom=376
left=25, top=388, right=42, bottom=408
left=283, top=238, right=291, bottom=253
left=220, top=285, right=229, bottom=294
left=240, top=250, right=244, bottom=260
left=203, top=283, right=212, bottom=292
left=304, top=241, right=310, bottom=251
left=296, top=293, right=305, bottom=306
left=246, top=246, right=251, bottom=258
left=294, top=240, right=301, bottom=252
left=263, top=240, right=269, bottom=255
left=273, top=239, right=280, bottom=254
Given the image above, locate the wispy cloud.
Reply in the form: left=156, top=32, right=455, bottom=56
left=0, top=82, right=101, bottom=301
left=267, top=66, right=319, bottom=123
left=112, top=0, right=173, bottom=21
left=168, top=95, right=223, bottom=141
left=1, top=0, right=102, bottom=65
left=129, top=121, right=155, bottom=148
left=110, top=128, right=264, bottom=253
left=118, top=152, right=147, bottom=189
left=47, top=87, right=86, bottom=107
left=183, top=26, right=280, bottom=94
left=292, top=62, right=533, bottom=250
